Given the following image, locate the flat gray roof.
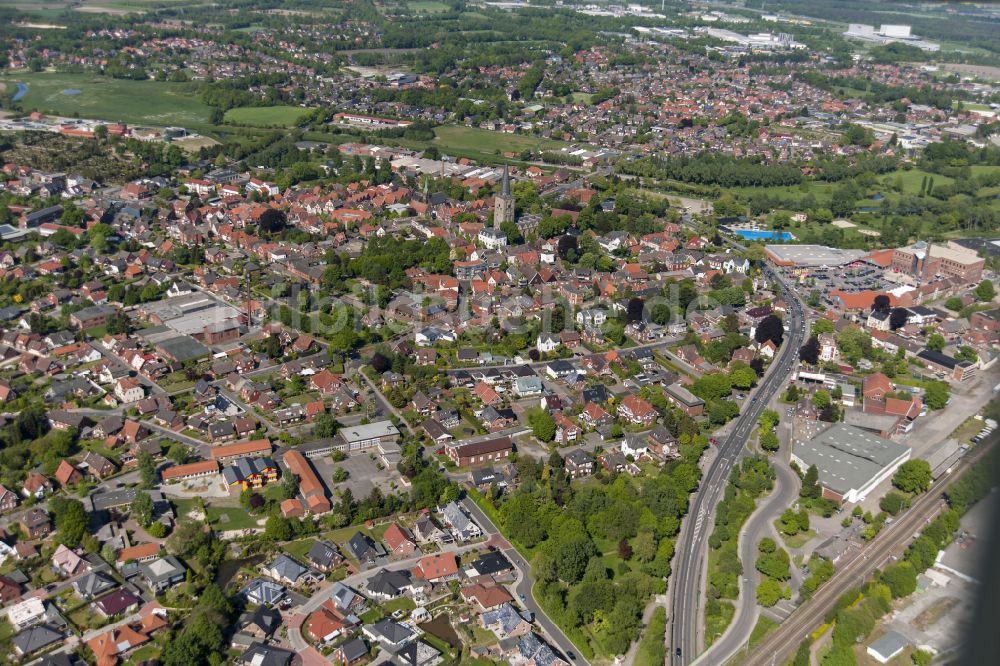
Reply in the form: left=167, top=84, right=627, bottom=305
left=766, top=244, right=868, bottom=267
left=339, top=420, right=400, bottom=443
left=868, top=630, right=908, bottom=661
left=793, top=423, right=909, bottom=495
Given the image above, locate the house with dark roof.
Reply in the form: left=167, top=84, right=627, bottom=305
left=241, top=578, right=286, bottom=607
left=12, top=624, right=63, bottom=657
left=346, top=532, right=385, bottom=566
left=236, top=642, right=294, bottom=666
left=95, top=588, right=140, bottom=618
left=366, top=568, right=413, bottom=601
left=306, top=540, right=344, bottom=573
left=363, top=617, right=416, bottom=649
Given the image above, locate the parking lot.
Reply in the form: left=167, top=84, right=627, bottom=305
left=777, top=264, right=895, bottom=307
left=310, top=449, right=401, bottom=499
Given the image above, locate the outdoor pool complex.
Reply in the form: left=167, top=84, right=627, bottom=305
left=733, top=229, right=794, bottom=241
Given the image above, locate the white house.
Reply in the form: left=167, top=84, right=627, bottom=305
left=114, top=377, right=144, bottom=403
left=818, top=333, right=839, bottom=363
left=536, top=334, right=559, bottom=354
left=576, top=309, right=608, bottom=329
left=478, top=228, right=508, bottom=250
left=722, top=257, right=750, bottom=274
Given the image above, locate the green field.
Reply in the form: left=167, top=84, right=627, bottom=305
left=408, top=0, right=450, bottom=12
left=431, top=125, right=576, bottom=158
left=1, top=71, right=211, bottom=127
left=223, top=105, right=312, bottom=127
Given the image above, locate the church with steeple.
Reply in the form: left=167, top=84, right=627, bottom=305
left=479, top=164, right=512, bottom=249
left=493, top=163, right=515, bottom=226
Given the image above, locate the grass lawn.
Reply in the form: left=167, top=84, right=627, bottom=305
left=223, top=105, right=313, bottom=127
left=891, top=168, right=955, bottom=196
left=284, top=537, right=317, bottom=561
left=382, top=596, right=416, bottom=615
left=408, top=0, right=450, bottom=12
left=705, top=600, right=735, bottom=648
left=209, top=506, right=259, bottom=530
left=0, top=71, right=212, bottom=128
left=747, top=615, right=778, bottom=649
left=778, top=528, right=816, bottom=550
left=431, top=125, right=578, bottom=159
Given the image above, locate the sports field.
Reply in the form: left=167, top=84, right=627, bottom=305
left=223, top=105, right=312, bottom=127
left=0, top=71, right=212, bottom=127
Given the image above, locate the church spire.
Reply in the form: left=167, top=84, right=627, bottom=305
left=501, top=163, right=510, bottom=197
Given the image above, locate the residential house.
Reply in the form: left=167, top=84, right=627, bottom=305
left=412, top=552, right=459, bottom=582
left=618, top=394, right=657, bottom=426
left=382, top=523, right=418, bottom=557
left=305, top=540, right=344, bottom=573
left=564, top=449, right=594, bottom=478
left=441, top=502, right=482, bottom=542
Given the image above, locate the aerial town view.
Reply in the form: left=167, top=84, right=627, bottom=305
left=0, top=0, right=999, bottom=665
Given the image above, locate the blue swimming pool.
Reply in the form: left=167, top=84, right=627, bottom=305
left=733, top=229, right=794, bottom=241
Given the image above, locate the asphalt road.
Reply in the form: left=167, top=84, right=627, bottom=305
left=669, top=264, right=807, bottom=665
left=740, top=438, right=998, bottom=666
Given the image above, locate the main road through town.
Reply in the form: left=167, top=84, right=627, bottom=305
left=669, top=262, right=807, bottom=665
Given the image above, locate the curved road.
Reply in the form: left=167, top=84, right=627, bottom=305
left=691, top=458, right=800, bottom=666
left=670, top=264, right=807, bottom=665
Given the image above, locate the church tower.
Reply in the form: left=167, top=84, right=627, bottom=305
left=494, top=163, right=515, bottom=226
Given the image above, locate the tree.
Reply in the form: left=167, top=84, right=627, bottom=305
left=882, top=561, right=917, bottom=599
left=49, top=497, right=88, bottom=547
left=801, top=464, right=821, bottom=499
left=527, top=408, right=556, bottom=443
left=313, top=413, right=337, bottom=438
left=731, top=366, right=757, bottom=390
left=872, top=294, right=890, bottom=313
left=131, top=492, right=154, bottom=527
left=974, top=279, right=996, bottom=302
left=618, top=298, right=644, bottom=325
left=756, top=578, right=784, bottom=607
left=812, top=390, right=832, bottom=409
left=264, top=515, right=293, bottom=541
left=778, top=508, right=801, bottom=536
left=889, top=307, right=909, bottom=331
left=332, top=467, right=348, bottom=483
left=632, top=531, right=657, bottom=563
left=927, top=333, right=945, bottom=352
left=258, top=208, right=286, bottom=233
left=892, top=460, right=932, bottom=494
left=760, top=430, right=779, bottom=452
left=879, top=490, right=908, bottom=516
left=911, top=649, right=933, bottom=666
left=923, top=380, right=950, bottom=410
left=757, top=542, right=791, bottom=581
left=755, top=315, right=784, bottom=347
left=555, top=534, right=599, bottom=583
left=792, top=640, right=812, bottom=666
left=137, top=450, right=157, bottom=489
left=799, top=336, right=819, bottom=365
left=167, top=442, right=189, bottom=464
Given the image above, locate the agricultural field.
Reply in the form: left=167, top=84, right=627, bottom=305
left=0, top=71, right=212, bottom=128
left=223, top=105, right=313, bottom=127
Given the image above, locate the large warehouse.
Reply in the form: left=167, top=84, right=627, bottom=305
left=765, top=244, right=868, bottom=268
left=791, top=423, right=911, bottom=504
